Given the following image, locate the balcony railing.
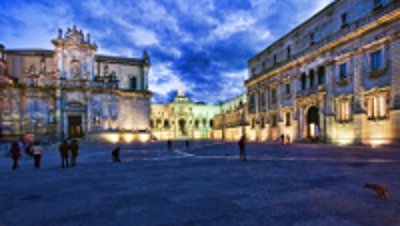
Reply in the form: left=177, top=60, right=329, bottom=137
left=17, top=78, right=119, bottom=90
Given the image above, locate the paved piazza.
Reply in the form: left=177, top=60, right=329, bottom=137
left=1, top=142, right=400, bottom=226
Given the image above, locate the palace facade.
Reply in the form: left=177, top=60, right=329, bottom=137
left=0, top=27, right=152, bottom=143
left=151, top=91, right=220, bottom=140
left=212, top=94, right=248, bottom=141
left=246, top=0, right=400, bottom=145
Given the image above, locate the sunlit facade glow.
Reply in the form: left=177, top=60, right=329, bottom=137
left=0, top=27, right=152, bottom=142
left=246, top=0, right=400, bottom=146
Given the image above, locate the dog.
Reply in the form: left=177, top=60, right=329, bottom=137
left=364, top=183, right=389, bottom=200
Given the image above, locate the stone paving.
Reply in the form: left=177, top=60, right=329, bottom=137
left=0, top=141, right=399, bottom=226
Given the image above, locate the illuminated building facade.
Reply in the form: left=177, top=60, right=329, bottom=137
left=151, top=90, right=220, bottom=140
left=246, top=0, right=400, bottom=145
left=0, top=27, right=152, bottom=142
left=212, top=94, right=248, bottom=141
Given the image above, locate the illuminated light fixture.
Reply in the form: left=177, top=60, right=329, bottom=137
left=123, top=133, right=134, bottom=143
left=101, top=133, right=120, bottom=144
left=138, top=133, right=150, bottom=143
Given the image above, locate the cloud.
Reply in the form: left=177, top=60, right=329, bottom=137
left=0, top=0, right=334, bottom=104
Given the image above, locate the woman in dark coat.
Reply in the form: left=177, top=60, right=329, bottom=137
left=10, top=142, right=21, bottom=170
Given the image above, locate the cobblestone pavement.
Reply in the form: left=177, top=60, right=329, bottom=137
left=0, top=141, right=399, bottom=226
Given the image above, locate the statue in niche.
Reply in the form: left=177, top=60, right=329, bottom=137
left=70, top=59, right=81, bottom=78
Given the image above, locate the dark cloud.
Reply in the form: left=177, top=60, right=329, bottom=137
left=0, top=0, right=333, bottom=103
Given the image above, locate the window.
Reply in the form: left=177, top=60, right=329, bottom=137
left=337, top=98, right=352, bottom=122
left=367, top=94, right=387, bottom=119
left=164, top=120, right=170, bottom=129
left=28, top=64, right=37, bottom=75
left=259, top=92, right=266, bottom=109
left=249, top=94, right=256, bottom=113
left=262, top=61, right=266, bottom=70
left=209, top=120, right=214, bottom=128
left=310, top=32, right=315, bottom=46
left=341, top=13, right=348, bottom=28
left=287, top=46, right=291, bottom=59
left=251, top=67, right=256, bottom=76
left=318, top=66, right=325, bottom=85
left=273, top=54, right=277, bottom=66
left=301, top=73, right=307, bottom=90
left=195, top=119, right=199, bottom=129
left=285, top=112, right=291, bottom=126
left=130, top=77, right=137, bottom=90
left=374, top=0, right=382, bottom=9
left=271, top=114, right=277, bottom=127
left=339, top=63, right=348, bottom=80
left=285, top=83, right=291, bottom=95
left=271, top=88, right=277, bottom=104
left=261, top=117, right=265, bottom=128
left=309, top=70, right=315, bottom=88
left=251, top=119, right=255, bottom=129
left=371, top=50, right=383, bottom=71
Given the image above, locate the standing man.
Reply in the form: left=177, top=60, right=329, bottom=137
left=59, top=140, right=69, bottom=168
left=238, top=135, right=246, bottom=162
left=167, top=139, right=172, bottom=151
left=31, top=141, right=44, bottom=169
left=10, top=142, right=21, bottom=170
left=69, top=139, right=79, bottom=167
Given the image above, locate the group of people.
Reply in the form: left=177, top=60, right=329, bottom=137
left=58, top=139, right=79, bottom=168
left=8, top=141, right=45, bottom=170
left=280, top=134, right=291, bottom=145
left=166, top=139, right=190, bottom=151
left=6, top=139, right=80, bottom=170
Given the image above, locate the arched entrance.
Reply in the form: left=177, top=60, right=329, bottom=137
left=178, top=119, right=186, bottom=136
left=307, top=106, right=319, bottom=141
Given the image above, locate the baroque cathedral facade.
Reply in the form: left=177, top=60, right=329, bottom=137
left=246, top=0, right=400, bottom=145
left=0, top=26, right=152, bottom=142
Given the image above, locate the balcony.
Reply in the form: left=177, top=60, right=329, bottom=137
left=246, top=1, right=400, bottom=84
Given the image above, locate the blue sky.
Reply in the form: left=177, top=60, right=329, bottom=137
left=0, top=0, right=332, bottom=103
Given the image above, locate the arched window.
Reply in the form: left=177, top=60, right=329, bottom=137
left=164, top=120, right=169, bottom=129
left=318, top=66, right=325, bottom=85
left=195, top=119, right=199, bottom=129
left=209, top=120, right=214, bottom=128
left=150, top=120, right=154, bottom=128
left=202, top=119, right=207, bottom=127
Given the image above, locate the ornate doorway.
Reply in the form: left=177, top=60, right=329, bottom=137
left=307, top=106, right=319, bottom=140
left=68, top=116, right=83, bottom=138
left=178, top=119, right=186, bottom=136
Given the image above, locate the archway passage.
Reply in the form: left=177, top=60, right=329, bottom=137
left=307, top=106, right=319, bottom=140
left=178, top=119, right=186, bottom=136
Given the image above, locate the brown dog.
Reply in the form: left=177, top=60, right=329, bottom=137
left=364, top=183, right=389, bottom=200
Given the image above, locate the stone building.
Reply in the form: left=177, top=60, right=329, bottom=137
left=212, top=94, right=248, bottom=141
left=246, top=0, right=400, bottom=145
left=151, top=90, right=220, bottom=140
left=0, top=26, right=152, bottom=143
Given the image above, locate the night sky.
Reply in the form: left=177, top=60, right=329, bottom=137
left=0, top=0, right=332, bottom=103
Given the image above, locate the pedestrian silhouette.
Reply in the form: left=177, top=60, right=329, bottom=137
left=238, top=135, right=246, bottom=161
left=31, top=141, right=44, bottom=169
left=10, top=142, right=21, bottom=170
left=112, top=146, right=121, bottom=162
left=59, top=140, right=69, bottom=168
left=167, top=139, right=172, bottom=151
left=69, top=139, right=79, bottom=167
left=185, top=140, right=190, bottom=149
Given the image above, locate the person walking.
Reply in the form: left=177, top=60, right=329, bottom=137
left=59, top=140, right=69, bottom=168
left=167, top=139, right=172, bottom=151
left=185, top=140, right=190, bottom=149
left=69, top=139, right=79, bottom=167
left=31, top=141, right=44, bottom=169
left=112, top=146, right=121, bottom=162
left=10, top=142, right=21, bottom=170
left=238, top=135, right=246, bottom=162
